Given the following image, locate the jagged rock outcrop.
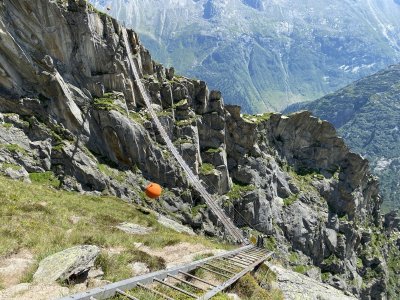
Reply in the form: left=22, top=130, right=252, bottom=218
left=0, top=0, right=390, bottom=298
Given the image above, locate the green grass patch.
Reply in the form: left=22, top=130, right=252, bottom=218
left=95, top=249, right=165, bottom=282
left=93, top=94, right=127, bottom=115
left=191, top=204, right=207, bottom=216
left=0, top=175, right=231, bottom=283
left=321, top=272, right=331, bottom=281
left=234, top=266, right=284, bottom=300
left=97, top=163, right=126, bottom=183
left=129, top=111, right=147, bottom=125
left=1, top=163, right=22, bottom=171
left=205, top=147, right=223, bottom=154
left=283, top=193, right=298, bottom=206
left=226, top=183, right=255, bottom=200
left=289, top=251, right=300, bottom=263
left=241, top=112, right=274, bottom=124
left=173, top=99, right=188, bottom=108
left=199, top=163, right=215, bottom=175
left=193, top=252, right=214, bottom=261
left=29, top=171, right=60, bottom=188
left=2, top=122, right=13, bottom=129
left=264, top=236, right=277, bottom=251
left=156, top=109, right=173, bottom=117
left=293, top=265, right=311, bottom=274
left=175, top=117, right=198, bottom=127
left=357, top=257, right=363, bottom=269
left=1, top=143, right=27, bottom=155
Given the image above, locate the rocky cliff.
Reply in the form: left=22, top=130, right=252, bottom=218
left=284, top=64, right=400, bottom=213
left=0, top=0, right=393, bottom=298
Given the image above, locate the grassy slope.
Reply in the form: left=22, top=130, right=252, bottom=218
left=0, top=175, right=231, bottom=285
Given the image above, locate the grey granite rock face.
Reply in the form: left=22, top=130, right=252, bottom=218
left=116, top=222, right=153, bottom=235
left=268, top=263, right=358, bottom=300
left=0, top=1, right=390, bottom=298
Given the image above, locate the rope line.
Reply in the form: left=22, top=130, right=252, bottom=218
left=121, top=28, right=246, bottom=244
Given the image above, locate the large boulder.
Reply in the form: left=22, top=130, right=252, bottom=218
left=33, top=245, right=100, bottom=283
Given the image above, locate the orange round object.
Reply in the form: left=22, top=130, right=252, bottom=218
left=145, top=183, right=162, bottom=199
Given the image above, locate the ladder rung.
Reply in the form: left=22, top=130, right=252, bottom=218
left=204, top=263, right=236, bottom=275
left=237, top=252, right=258, bottom=258
left=233, top=255, right=254, bottom=263
left=179, top=271, right=217, bottom=287
left=167, top=274, right=208, bottom=291
left=239, top=252, right=264, bottom=259
left=213, top=260, right=242, bottom=272
left=116, top=289, right=140, bottom=300
left=199, top=266, right=230, bottom=278
left=153, top=278, right=197, bottom=298
left=137, top=283, right=174, bottom=300
left=225, top=257, right=250, bottom=266
left=219, top=258, right=247, bottom=269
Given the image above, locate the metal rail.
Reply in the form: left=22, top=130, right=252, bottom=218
left=59, top=245, right=272, bottom=300
left=121, top=28, right=245, bottom=244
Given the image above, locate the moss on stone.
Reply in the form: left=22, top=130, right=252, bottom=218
left=199, top=163, right=215, bottom=175
left=226, top=183, right=255, bottom=200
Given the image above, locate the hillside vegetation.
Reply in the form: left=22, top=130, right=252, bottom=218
left=0, top=175, right=232, bottom=284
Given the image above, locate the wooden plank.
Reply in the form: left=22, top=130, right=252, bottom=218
left=198, top=252, right=273, bottom=300
left=115, top=289, right=139, bottom=300
left=167, top=274, right=208, bottom=291
left=233, top=255, right=254, bottom=262
left=198, top=266, right=230, bottom=278
left=238, top=252, right=264, bottom=259
left=58, top=245, right=252, bottom=300
left=153, top=278, right=197, bottom=298
left=225, top=257, right=250, bottom=266
left=178, top=271, right=217, bottom=287
left=204, top=263, right=236, bottom=275
left=218, top=258, right=247, bottom=269
left=212, top=261, right=242, bottom=272
left=136, top=283, right=174, bottom=300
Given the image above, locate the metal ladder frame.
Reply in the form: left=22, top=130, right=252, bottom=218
left=59, top=246, right=272, bottom=300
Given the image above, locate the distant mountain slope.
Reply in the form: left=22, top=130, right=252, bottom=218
left=284, top=64, right=400, bottom=211
left=89, top=0, right=400, bottom=112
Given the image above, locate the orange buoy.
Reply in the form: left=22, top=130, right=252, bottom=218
left=145, top=182, right=162, bottom=199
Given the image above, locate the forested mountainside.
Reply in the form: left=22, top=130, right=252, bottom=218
left=284, top=64, right=400, bottom=213
left=89, top=0, right=400, bottom=112
left=0, top=0, right=399, bottom=299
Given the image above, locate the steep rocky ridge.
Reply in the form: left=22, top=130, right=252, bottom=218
left=284, top=64, right=400, bottom=213
left=0, top=0, right=394, bottom=298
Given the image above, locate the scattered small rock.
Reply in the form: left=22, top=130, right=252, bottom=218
left=226, top=293, right=242, bottom=300
left=129, top=262, right=150, bottom=276
left=157, top=215, right=195, bottom=235
left=87, top=268, right=104, bottom=279
left=68, top=215, right=81, bottom=224
left=115, top=222, right=152, bottom=235
left=4, top=167, right=31, bottom=183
